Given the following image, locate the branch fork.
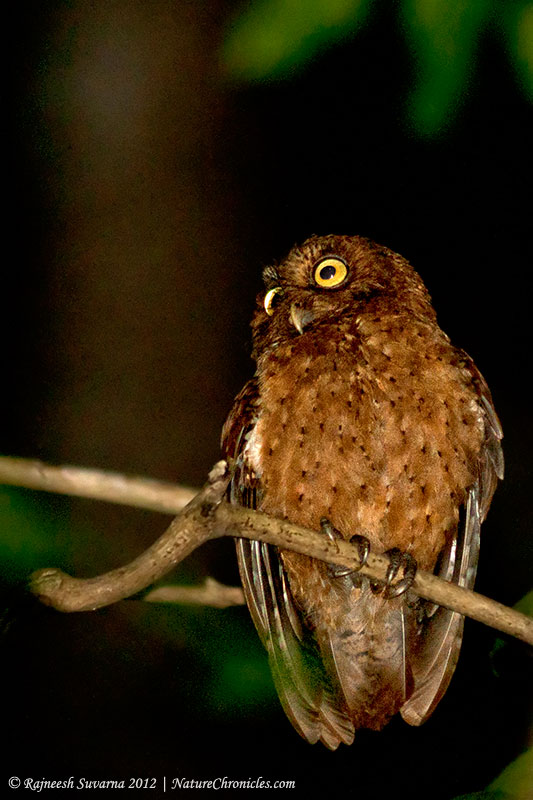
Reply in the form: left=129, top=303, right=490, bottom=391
left=0, top=455, right=531, bottom=645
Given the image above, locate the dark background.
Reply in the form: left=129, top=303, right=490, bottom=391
left=2, top=2, right=531, bottom=797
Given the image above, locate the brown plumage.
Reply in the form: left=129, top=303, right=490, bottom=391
left=221, top=234, right=503, bottom=748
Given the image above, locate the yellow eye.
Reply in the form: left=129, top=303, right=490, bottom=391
left=313, top=257, right=348, bottom=288
left=264, top=286, right=283, bottom=315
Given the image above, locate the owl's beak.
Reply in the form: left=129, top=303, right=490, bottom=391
left=289, top=303, right=313, bottom=334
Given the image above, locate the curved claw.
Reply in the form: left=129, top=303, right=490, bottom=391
left=320, top=517, right=340, bottom=546
left=321, top=518, right=352, bottom=578
left=371, top=548, right=418, bottom=598
left=321, top=518, right=370, bottom=579
left=388, top=552, right=417, bottom=597
left=350, top=534, right=370, bottom=570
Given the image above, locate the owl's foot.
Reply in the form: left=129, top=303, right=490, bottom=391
left=370, top=548, right=417, bottom=598
left=320, top=518, right=370, bottom=579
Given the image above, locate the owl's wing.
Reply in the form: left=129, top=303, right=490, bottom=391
left=401, top=363, right=503, bottom=725
left=222, top=379, right=355, bottom=749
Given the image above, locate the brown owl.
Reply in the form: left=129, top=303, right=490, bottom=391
left=221, top=234, right=503, bottom=748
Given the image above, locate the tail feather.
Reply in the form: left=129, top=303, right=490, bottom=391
left=319, top=584, right=414, bottom=731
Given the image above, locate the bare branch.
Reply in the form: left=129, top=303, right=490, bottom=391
left=29, top=461, right=230, bottom=613
left=1, top=455, right=531, bottom=645
left=0, top=456, right=197, bottom=514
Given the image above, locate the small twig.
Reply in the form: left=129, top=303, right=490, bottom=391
left=144, top=578, right=244, bottom=608
left=0, top=456, right=532, bottom=645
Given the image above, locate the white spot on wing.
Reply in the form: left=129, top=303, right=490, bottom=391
left=244, top=420, right=263, bottom=474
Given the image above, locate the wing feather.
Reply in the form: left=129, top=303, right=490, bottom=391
left=401, top=487, right=480, bottom=725
left=223, top=378, right=354, bottom=748
left=401, top=360, right=503, bottom=726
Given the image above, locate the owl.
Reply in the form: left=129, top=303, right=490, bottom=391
left=221, top=234, right=503, bottom=749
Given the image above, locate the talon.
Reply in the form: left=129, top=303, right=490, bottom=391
left=371, top=548, right=417, bottom=598
left=321, top=517, right=351, bottom=578
left=385, top=547, right=403, bottom=584
left=386, top=551, right=417, bottom=598
left=320, top=517, right=341, bottom=546
left=370, top=547, right=400, bottom=594
left=349, top=534, right=370, bottom=570
left=328, top=565, right=354, bottom=579
left=321, top=518, right=371, bottom=580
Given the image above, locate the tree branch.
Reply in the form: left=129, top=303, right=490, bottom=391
left=0, top=456, right=531, bottom=645
left=0, top=456, right=197, bottom=514
left=27, top=461, right=230, bottom=613
left=144, top=578, right=245, bottom=608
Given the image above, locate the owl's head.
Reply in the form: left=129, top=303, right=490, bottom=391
left=251, top=235, right=434, bottom=355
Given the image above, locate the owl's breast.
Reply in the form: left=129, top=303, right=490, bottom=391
left=249, top=314, right=485, bottom=572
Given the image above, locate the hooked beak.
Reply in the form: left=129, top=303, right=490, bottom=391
left=290, top=303, right=314, bottom=335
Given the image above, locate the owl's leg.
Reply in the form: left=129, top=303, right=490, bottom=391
left=370, top=548, right=418, bottom=598
left=320, top=517, right=370, bottom=579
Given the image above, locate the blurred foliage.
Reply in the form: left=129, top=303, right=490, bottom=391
left=513, top=589, right=533, bottom=617
left=222, top=0, right=372, bottom=80
left=129, top=600, right=275, bottom=720
left=222, top=0, right=533, bottom=137
left=0, top=484, right=275, bottom=718
left=401, top=0, right=492, bottom=135
left=197, top=608, right=275, bottom=719
left=0, top=487, right=70, bottom=585
left=487, top=747, right=533, bottom=800
left=489, top=589, right=533, bottom=678
left=0, top=478, right=274, bottom=719
left=508, top=1, right=533, bottom=97
left=475, top=591, right=533, bottom=800
left=453, top=747, right=533, bottom=800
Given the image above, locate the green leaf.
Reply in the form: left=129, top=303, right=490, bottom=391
left=221, top=0, right=372, bottom=81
